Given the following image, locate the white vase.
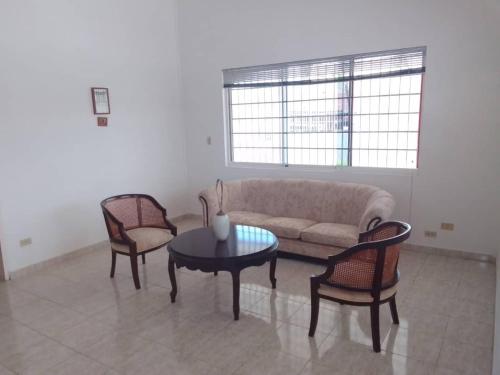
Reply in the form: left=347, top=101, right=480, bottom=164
left=212, top=213, right=230, bottom=241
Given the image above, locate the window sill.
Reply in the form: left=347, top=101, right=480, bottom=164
left=225, top=161, right=417, bottom=177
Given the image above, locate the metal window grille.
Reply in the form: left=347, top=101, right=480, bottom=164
left=224, top=47, right=426, bottom=168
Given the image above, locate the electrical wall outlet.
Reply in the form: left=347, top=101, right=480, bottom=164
left=424, top=230, right=437, bottom=238
left=20, top=237, right=32, bottom=247
left=440, top=222, right=454, bottom=231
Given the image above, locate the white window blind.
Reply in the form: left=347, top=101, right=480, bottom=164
left=224, top=47, right=425, bottom=168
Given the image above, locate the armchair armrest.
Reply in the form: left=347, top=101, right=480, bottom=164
left=102, top=210, right=136, bottom=246
left=164, top=217, right=177, bottom=236
left=312, top=221, right=411, bottom=293
left=327, top=243, right=368, bottom=266
left=142, top=195, right=177, bottom=236
left=312, top=240, right=388, bottom=290
left=312, top=242, right=372, bottom=281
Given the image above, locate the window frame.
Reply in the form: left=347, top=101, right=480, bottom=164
left=223, top=47, right=425, bottom=171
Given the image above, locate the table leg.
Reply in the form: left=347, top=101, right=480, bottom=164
left=231, top=270, right=240, bottom=320
left=269, top=255, right=277, bottom=289
left=168, top=255, right=177, bottom=303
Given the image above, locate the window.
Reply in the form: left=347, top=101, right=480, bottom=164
left=223, top=47, right=425, bottom=169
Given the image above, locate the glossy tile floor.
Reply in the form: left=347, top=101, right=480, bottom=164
left=0, top=217, right=495, bottom=375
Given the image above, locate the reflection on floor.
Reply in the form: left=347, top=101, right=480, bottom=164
left=0, top=217, right=494, bottom=374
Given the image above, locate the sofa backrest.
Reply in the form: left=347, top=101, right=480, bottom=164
left=239, top=178, right=382, bottom=226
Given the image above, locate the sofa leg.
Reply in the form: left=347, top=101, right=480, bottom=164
left=141, top=253, right=146, bottom=265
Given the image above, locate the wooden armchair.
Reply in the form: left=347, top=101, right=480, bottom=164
left=101, top=194, right=177, bottom=289
left=308, top=221, right=411, bottom=352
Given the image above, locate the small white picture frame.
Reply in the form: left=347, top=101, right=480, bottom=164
left=91, top=87, right=110, bottom=115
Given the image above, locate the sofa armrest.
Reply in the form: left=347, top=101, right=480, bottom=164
left=199, top=180, right=245, bottom=227
left=359, top=190, right=395, bottom=231
left=199, top=187, right=219, bottom=227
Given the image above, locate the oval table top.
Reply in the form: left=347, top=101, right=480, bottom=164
left=167, top=224, right=278, bottom=260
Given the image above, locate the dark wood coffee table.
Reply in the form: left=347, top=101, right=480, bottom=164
left=167, top=224, right=279, bottom=320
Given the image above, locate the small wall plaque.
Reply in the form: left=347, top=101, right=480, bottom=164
left=97, top=117, right=108, bottom=127
left=91, top=87, right=110, bottom=115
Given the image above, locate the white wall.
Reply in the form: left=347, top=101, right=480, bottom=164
left=0, top=0, right=189, bottom=272
left=178, top=0, right=500, bottom=255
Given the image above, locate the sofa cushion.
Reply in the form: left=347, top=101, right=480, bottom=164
left=261, top=217, right=316, bottom=239
left=227, top=211, right=272, bottom=227
left=111, top=227, right=173, bottom=253
left=301, top=223, right=358, bottom=248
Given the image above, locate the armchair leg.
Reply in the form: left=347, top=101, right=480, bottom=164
left=309, top=292, right=320, bottom=337
left=130, top=255, right=141, bottom=289
left=142, top=253, right=146, bottom=265
left=389, top=296, right=399, bottom=324
left=110, top=251, right=117, bottom=278
left=370, top=304, right=381, bottom=352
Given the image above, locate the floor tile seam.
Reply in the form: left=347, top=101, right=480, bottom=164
left=7, top=290, right=96, bottom=321
left=368, top=350, right=440, bottom=372
left=33, top=349, right=114, bottom=375
left=239, top=300, right=296, bottom=321
left=382, top=339, right=444, bottom=367
left=78, top=333, right=159, bottom=371
left=86, top=302, right=147, bottom=326
left=11, top=271, right=93, bottom=293
left=434, top=333, right=471, bottom=375
left=239, top=309, right=286, bottom=327
left=4, top=286, right=84, bottom=311
left=43, top=265, right=105, bottom=284
left=289, top=351, right=313, bottom=375
left=90, top=305, right=167, bottom=332
left=380, top=322, right=444, bottom=339
left=442, top=324, right=495, bottom=351
left=70, top=297, right=125, bottom=318
left=301, top=359, right=360, bottom=375
left=322, top=321, right=445, bottom=365
left=292, top=310, right=337, bottom=340
left=7, top=307, right=89, bottom=340
left=230, top=348, right=310, bottom=375
left=0, top=320, right=86, bottom=374
left=0, top=282, right=47, bottom=302
left=238, top=285, right=275, bottom=297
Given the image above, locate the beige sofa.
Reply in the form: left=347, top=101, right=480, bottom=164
left=199, top=178, right=395, bottom=259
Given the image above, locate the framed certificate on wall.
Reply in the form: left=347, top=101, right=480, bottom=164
left=91, top=87, right=110, bottom=115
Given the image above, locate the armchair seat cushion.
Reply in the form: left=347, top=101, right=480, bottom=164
left=111, top=227, right=173, bottom=253
left=318, top=284, right=397, bottom=303
left=301, top=223, right=358, bottom=248
left=262, top=217, right=316, bottom=239
left=227, top=211, right=272, bottom=227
